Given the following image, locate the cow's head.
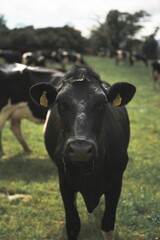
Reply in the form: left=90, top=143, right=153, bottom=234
left=30, top=66, right=136, bottom=172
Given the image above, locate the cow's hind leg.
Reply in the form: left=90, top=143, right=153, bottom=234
left=101, top=176, right=123, bottom=240
left=10, top=118, right=32, bottom=154
left=59, top=172, right=80, bottom=240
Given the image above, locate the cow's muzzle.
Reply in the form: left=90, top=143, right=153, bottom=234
left=65, top=139, right=96, bottom=164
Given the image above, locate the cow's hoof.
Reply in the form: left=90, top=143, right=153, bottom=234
left=0, top=151, right=4, bottom=158
left=102, top=230, right=115, bottom=240
left=24, top=149, right=32, bottom=155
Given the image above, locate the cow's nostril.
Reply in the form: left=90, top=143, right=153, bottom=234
left=66, top=139, right=96, bottom=163
left=87, top=146, right=93, bottom=155
left=69, top=144, right=75, bottom=154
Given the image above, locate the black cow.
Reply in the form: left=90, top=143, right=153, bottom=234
left=151, top=60, right=160, bottom=89
left=132, top=52, right=148, bottom=67
left=30, top=66, right=136, bottom=240
left=0, top=50, right=22, bottom=63
left=0, top=63, right=64, bottom=157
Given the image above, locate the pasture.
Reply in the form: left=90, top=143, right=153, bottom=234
left=0, top=56, right=160, bottom=240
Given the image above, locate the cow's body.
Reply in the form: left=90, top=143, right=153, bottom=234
left=22, top=51, right=46, bottom=67
left=0, top=50, right=22, bottom=63
left=134, top=53, right=148, bottom=66
left=115, top=49, right=128, bottom=65
left=30, top=66, right=136, bottom=240
left=151, top=60, right=160, bottom=89
left=51, top=49, right=86, bottom=70
left=0, top=63, right=64, bottom=156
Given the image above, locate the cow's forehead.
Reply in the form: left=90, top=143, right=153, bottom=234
left=57, top=79, right=106, bottom=103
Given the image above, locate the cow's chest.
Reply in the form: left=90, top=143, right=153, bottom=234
left=68, top=169, right=105, bottom=213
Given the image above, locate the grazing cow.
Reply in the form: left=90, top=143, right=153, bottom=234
left=0, top=63, right=64, bottom=157
left=30, top=66, right=136, bottom=240
left=131, top=52, right=148, bottom=67
left=151, top=60, right=160, bottom=89
left=115, top=50, right=128, bottom=65
left=0, top=50, right=22, bottom=63
left=51, top=49, right=86, bottom=70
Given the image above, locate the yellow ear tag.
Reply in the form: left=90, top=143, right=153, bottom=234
left=112, top=94, right=122, bottom=107
left=40, top=91, right=48, bottom=107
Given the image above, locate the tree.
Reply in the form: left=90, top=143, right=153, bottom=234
left=105, top=10, right=150, bottom=51
left=90, top=23, right=108, bottom=54
left=0, top=14, right=8, bottom=33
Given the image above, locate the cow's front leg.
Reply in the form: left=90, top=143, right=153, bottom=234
left=59, top=172, right=80, bottom=240
left=101, top=176, right=123, bottom=240
left=102, top=230, right=115, bottom=240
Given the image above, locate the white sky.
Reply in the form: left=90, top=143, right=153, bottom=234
left=0, top=0, right=160, bottom=39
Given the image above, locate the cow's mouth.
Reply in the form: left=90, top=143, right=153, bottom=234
left=63, top=157, right=96, bottom=175
left=78, top=159, right=95, bottom=175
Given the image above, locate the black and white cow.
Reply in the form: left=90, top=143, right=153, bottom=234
left=51, top=49, right=86, bottom=70
left=151, top=60, right=160, bottom=89
left=115, top=49, right=128, bottom=65
left=30, top=66, right=136, bottom=240
left=0, top=63, right=64, bottom=157
left=22, top=51, right=46, bottom=67
left=130, top=52, right=148, bottom=67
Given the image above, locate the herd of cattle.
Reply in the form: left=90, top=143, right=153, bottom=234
left=115, top=49, right=149, bottom=66
left=0, top=47, right=159, bottom=239
left=0, top=49, right=86, bottom=71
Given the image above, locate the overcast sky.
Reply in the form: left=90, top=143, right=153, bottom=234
left=1, top=0, right=160, bottom=39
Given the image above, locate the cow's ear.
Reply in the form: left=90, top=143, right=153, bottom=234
left=30, top=83, right=57, bottom=108
left=107, top=82, right=136, bottom=106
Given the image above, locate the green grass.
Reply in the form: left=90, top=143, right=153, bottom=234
left=0, top=56, right=160, bottom=240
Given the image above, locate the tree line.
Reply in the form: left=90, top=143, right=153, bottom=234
left=0, top=10, right=159, bottom=59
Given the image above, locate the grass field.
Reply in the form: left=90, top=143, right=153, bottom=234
left=0, top=56, right=160, bottom=240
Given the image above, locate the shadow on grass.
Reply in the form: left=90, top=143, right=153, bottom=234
left=0, top=153, right=58, bottom=183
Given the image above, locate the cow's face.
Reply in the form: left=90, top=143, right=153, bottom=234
left=30, top=67, right=136, bottom=171
left=56, top=80, right=107, bottom=165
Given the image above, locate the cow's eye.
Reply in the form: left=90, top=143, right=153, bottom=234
left=58, top=103, right=66, bottom=114
left=95, top=102, right=106, bottom=112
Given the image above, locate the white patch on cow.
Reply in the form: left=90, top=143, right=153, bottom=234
left=76, top=53, right=81, bottom=60
left=62, top=51, right=68, bottom=56
left=43, top=109, right=51, bottom=133
left=21, top=52, right=33, bottom=65
left=12, top=63, right=26, bottom=72
left=117, top=50, right=123, bottom=59
left=102, top=230, right=115, bottom=240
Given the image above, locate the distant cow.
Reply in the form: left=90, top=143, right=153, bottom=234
left=0, top=50, right=22, bottom=63
left=30, top=66, right=136, bottom=239
left=51, top=49, right=86, bottom=70
left=131, top=52, right=148, bottom=67
left=0, top=63, right=64, bottom=157
left=151, top=60, right=160, bottom=89
left=22, top=51, right=46, bottom=67
left=115, top=49, right=128, bottom=65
